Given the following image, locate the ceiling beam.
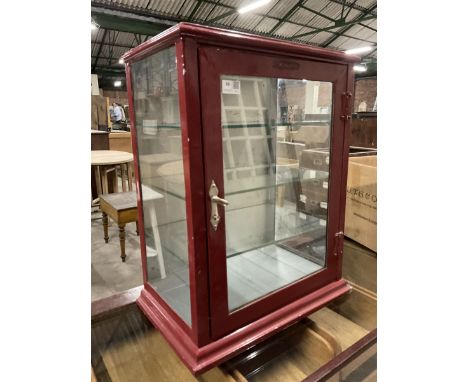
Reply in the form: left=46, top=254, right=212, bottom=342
left=206, top=9, right=237, bottom=24
left=203, top=0, right=221, bottom=23
left=343, top=0, right=359, bottom=19
left=91, top=2, right=179, bottom=25
left=321, top=4, right=377, bottom=47
left=93, top=67, right=126, bottom=76
left=92, top=55, right=124, bottom=61
left=299, top=4, right=335, bottom=22
left=328, top=0, right=377, bottom=16
left=91, top=41, right=134, bottom=49
left=199, top=0, right=375, bottom=43
left=91, top=0, right=377, bottom=75
left=250, top=0, right=281, bottom=30
left=93, top=1, right=374, bottom=44
left=359, top=22, right=376, bottom=32
left=92, top=29, right=108, bottom=72
left=92, top=12, right=169, bottom=36
left=292, top=15, right=376, bottom=39
left=187, top=0, right=203, bottom=21
left=268, top=0, right=304, bottom=35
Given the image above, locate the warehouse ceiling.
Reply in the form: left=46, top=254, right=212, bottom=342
left=91, top=0, right=377, bottom=90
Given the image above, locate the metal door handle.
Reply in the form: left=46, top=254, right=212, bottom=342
left=209, top=180, right=229, bottom=230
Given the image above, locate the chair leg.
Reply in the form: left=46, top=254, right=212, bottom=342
left=119, top=223, right=126, bottom=262
left=136, top=220, right=139, bottom=236
left=102, top=212, right=109, bottom=243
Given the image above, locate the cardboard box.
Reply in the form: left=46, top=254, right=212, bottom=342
left=299, top=148, right=330, bottom=172
left=344, top=155, right=377, bottom=252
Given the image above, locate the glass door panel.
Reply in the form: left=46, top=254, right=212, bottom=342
left=131, top=46, right=191, bottom=325
left=220, top=75, right=333, bottom=311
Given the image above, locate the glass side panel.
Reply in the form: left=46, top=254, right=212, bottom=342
left=220, top=76, right=333, bottom=312
left=131, top=46, right=191, bottom=325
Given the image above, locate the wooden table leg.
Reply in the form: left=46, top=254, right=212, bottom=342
left=128, top=163, right=133, bottom=191
left=102, top=212, right=109, bottom=243
left=113, top=165, right=118, bottom=192
left=101, top=166, right=109, bottom=194
left=121, top=164, right=127, bottom=192
left=94, top=166, right=102, bottom=196
left=119, top=223, right=126, bottom=262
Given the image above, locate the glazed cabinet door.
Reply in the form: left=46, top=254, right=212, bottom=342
left=199, top=46, right=349, bottom=339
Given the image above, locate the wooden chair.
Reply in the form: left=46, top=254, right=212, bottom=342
left=99, top=189, right=166, bottom=279
left=99, top=192, right=138, bottom=262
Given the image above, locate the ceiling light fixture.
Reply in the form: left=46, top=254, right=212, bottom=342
left=353, top=65, right=367, bottom=72
left=114, top=80, right=122, bottom=87
left=345, top=46, right=373, bottom=55
left=119, top=58, right=124, bottom=64
left=238, top=0, right=272, bottom=14
left=91, top=19, right=100, bottom=30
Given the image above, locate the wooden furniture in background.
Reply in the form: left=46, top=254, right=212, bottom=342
left=350, top=112, right=377, bottom=149
left=109, top=131, right=133, bottom=153
left=91, top=132, right=110, bottom=200
left=91, top=130, right=109, bottom=150
left=99, top=192, right=138, bottom=262
left=99, top=188, right=166, bottom=276
left=91, top=95, right=110, bottom=131
left=91, top=150, right=134, bottom=204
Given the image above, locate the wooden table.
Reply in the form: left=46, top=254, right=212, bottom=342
left=99, top=192, right=138, bottom=262
left=99, top=186, right=166, bottom=274
left=91, top=150, right=134, bottom=200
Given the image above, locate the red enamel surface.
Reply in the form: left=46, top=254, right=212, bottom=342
left=138, top=279, right=351, bottom=374
left=198, top=46, right=349, bottom=339
left=124, top=22, right=356, bottom=373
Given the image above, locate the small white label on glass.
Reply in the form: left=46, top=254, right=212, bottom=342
left=299, top=212, right=307, bottom=220
left=300, top=194, right=307, bottom=202
left=320, top=202, right=328, bottom=209
left=304, top=169, right=316, bottom=179
left=319, top=219, right=326, bottom=226
left=222, top=79, right=241, bottom=94
left=323, top=181, right=328, bottom=189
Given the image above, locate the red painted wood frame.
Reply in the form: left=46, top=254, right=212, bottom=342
left=199, top=46, right=349, bottom=339
left=123, top=22, right=359, bottom=374
left=125, top=37, right=211, bottom=347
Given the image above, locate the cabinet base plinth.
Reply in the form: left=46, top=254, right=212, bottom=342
left=137, top=278, right=350, bottom=375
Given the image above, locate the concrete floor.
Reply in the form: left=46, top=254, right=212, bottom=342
left=91, top=209, right=143, bottom=301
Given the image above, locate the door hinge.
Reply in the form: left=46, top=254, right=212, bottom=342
left=334, top=231, right=344, bottom=257
left=340, top=91, right=353, bottom=121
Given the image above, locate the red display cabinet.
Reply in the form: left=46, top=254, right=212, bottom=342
left=123, top=23, right=358, bottom=374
